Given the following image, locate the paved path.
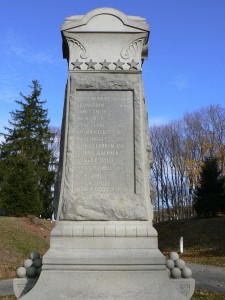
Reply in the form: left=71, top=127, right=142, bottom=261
left=187, top=263, right=225, bottom=294
left=0, top=264, right=225, bottom=296
left=0, top=278, right=14, bottom=296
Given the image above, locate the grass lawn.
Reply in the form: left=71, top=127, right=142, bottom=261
left=0, top=290, right=225, bottom=300
left=154, top=217, right=225, bottom=266
left=0, top=216, right=225, bottom=299
left=192, top=290, right=225, bottom=299
left=0, top=216, right=54, bottom=279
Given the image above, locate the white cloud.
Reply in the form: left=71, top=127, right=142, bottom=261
left=29, top=52, right=57, bottom=64
left=148, top=116, right=168, bottom=126
left=0, top=28, right=60, bottom=104
left=172, top=74, right=190, bottom=90
left=2, top=28, right=58, bottom=65
left=0, top=70, right=21, bottom=103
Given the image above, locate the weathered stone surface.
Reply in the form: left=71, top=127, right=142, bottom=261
left=33, top=259, right=42, bottom=268
left=71, top=90, right=134, bottom=195
left=26, top=267, right=37, bottom=279
left=23, top=259, right=32, bottom=269
left=61, top=194, right=148, bottom=220
left=18, top=270, right=192, bottom=300
left=56, top=71, right=152, bottom=221
left=169, top=251, right=180, bottom=261
left=61, top=8, right=149, bottom=72
left=29, top=252, right=40, bottom=261
left=57, top=72, right=152, bottom=221
left=182, top=267, right=192, bottom=278
left=175, top=259, right=186, bottom=269
left=19, top=8, right=194, bottom=300
left=13, top=278, right=37, bottom=298
left=166, top=259, right=175, bottom=270
left=173, top=278, right=195, bottom=298
left=171, top=267, right=182, bottom=279
left=16, top=267, right=26, bottom=278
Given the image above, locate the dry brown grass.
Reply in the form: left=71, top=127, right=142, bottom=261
left=0, top=216, right=54, bottom=279
left=192, top=290, right=225, bottom=299
left=0, top=291, right=224, bottom=300
left=1, top=216, right=225, bottom=300
left=154, top=217, right=225, bottom=266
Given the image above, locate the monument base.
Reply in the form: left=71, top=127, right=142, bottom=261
left=19, top=222, right=195, bottom=299
left=20, top=269, right=194, bottom=300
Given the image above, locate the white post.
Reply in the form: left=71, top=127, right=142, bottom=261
left=180, top=236, right=183, bottom=254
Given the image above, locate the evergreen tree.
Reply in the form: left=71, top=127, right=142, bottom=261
left=193, top=157, right=225, bottom=217
left=0, top=154, right=42, bottom=216
left=0, top=80, right=56, bottom=217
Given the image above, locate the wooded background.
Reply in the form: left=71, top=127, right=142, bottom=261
left=150, top=104, right=225, bottom=222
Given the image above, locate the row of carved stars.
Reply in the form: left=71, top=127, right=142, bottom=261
left=71, top=59, right=140, bottom=70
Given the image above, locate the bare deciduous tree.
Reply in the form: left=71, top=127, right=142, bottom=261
left=150, top=104, right=225, bottom=222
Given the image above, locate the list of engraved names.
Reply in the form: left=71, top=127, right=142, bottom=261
left=73, top=90, right=134, bottom=193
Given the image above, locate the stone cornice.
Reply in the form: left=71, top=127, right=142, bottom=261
left=61, top=8, right=150, bottom=32
left=61, top=8, right=149, bottom=72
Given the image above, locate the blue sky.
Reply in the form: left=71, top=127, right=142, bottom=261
left=1, top=0, right=225, bottom=135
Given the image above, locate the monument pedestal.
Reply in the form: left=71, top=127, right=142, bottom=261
left=21, top=270, right=194, bottom=300
left=21, top=222, right=194, bottom=299
left=19, top=8, right=194, bottom=299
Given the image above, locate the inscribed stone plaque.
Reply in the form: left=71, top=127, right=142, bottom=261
left=73, top=90, right=134, bottom=194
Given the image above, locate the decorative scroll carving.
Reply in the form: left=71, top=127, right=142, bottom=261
left=176, top=284, right=191, bottom=297
left=121, top=38, right=146, bottom=60
left=13, top=279, right=37, bottom=298
left=66, top=37, right=89, bottom=59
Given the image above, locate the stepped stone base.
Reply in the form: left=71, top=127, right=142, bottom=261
left=13, top=278, right=37, bottom=299
left=19, top=222, right=195, bottom=300
left=20, top=269, right=194, bottom=300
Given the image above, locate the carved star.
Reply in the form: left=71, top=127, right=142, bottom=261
left=113, top=59, right=125, bottom=70
left=85, top=59, right=97, bottom=70
left=100, top=59, right=111, bottom=70
left=71, top=59, right=82, bottom=69
left=128, top=59, right=139, bottom=70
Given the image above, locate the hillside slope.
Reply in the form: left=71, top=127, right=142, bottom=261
left=0, top=216, right=224, bottom=279
left=154, top=217, right=225, bottom=266
left=0, top=216, right=54, bottom=279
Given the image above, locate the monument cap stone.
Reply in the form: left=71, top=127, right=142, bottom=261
left=61, top=8, right=149, bottom=72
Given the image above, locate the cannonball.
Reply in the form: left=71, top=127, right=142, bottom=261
left=170, top=267, right=181, bottom=279
left=181, top=267, right=192, bottom=278
left=29, top=251, right=40, bottom=260
left=169, top=252, right=179, bottom=261
left=33, top=258, right=42, bottom=269
left=37, top=267, right=42, bottom=276
left=16, top=267, right=27, bottom=278
left=26, top=266, right=38, bottom=278
left=166, top=259, right=175, bottom=270
left=23, top=259, right=33, bottom=269
left=166, top=268, right=171, bottom=276
left=175, top=259, right=186, bottom=270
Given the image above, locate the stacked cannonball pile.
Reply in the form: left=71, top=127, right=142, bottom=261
left=16, top=251, right=42, bottom=279
left=166, top=252, right=192, bottom=279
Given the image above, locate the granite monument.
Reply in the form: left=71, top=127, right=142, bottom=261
left=19, top=8, right=195, bottom=299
